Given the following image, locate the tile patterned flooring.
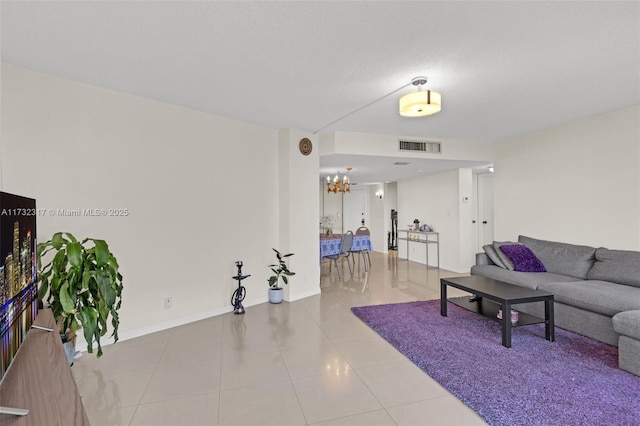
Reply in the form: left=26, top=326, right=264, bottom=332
left=73, top=251, right=486, bottom=425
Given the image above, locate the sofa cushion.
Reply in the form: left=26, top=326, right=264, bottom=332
left=618, top=336, right=640, bottom=376
left=493, top=241, right=519, bottom=270
left=537, top=280, right=640, bottom=317
left=483, top=244, right=507, bottom=268
left=587, top=248, right=640, bottom=288
left=613, top=310, right=640, bottom=340
left=499, top=244, right=546, bottom=272
left=518, top=235, right=596, bottom=279
left=470, top=265, right=581, bottom=290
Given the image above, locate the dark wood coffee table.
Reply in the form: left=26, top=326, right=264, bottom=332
left=440, top=275, right=554, bottom=348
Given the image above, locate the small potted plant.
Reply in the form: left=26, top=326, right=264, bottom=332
left=37, top=232, right=123, bottom=363
left=267, top=248, right=295, bottom=304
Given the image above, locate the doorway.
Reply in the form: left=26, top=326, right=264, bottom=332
left=343, top=188, right=366, bottom=232
left=477, top=173, right=494, bottom=252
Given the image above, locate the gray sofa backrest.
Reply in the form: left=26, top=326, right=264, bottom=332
left=587, top=248, right=640, bottom=288
left=518, top=235, right=596, bottom=279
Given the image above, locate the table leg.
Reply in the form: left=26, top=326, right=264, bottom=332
left=501, top=302, right=512, bottom=348
left=545, top=299, right=555, bottom=342
left=440, top=282, right=448, bottom=316
left=426, top=238, right=429, bottom=268
left=406, top=237, right=409, bottom=262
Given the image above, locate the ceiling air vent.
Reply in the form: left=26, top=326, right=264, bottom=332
left=398, top=139, right=441, bottom=154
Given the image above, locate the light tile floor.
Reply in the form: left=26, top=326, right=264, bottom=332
left=73, top=251, right=486, bottom=425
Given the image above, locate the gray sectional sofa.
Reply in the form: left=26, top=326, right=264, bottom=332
left=471, top=235, right=640, bottom=377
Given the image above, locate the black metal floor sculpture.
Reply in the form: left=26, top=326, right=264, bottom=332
left=231, top=261, right=250, bottom=315
left=388, top=209, right=398, bottom=250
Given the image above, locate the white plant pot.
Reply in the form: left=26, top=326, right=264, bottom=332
left=61, top=335, right=76, bottom=366
left=269, top=287, right=284, bottom=304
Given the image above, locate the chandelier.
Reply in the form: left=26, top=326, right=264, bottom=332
left=326, top=168, right=351, bottom=193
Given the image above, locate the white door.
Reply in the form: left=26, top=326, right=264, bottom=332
left=477, top=174, right=494, bottom=251
left=343, top=189, right=366, bottom=233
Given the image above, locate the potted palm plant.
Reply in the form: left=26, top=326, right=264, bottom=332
left=37, top=232, right=123, bottom=363
left=267, top=248, right=295, bottom=304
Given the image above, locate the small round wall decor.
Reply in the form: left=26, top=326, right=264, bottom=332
left=299, top=138, right=312, bottom=155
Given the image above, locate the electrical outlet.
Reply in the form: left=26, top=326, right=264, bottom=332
left=164, top=297, right=172, bottom=309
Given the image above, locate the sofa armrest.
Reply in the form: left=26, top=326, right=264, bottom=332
left=475, top=252, right=495, bottom=266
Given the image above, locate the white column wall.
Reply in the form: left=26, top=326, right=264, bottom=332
left=1, top=64, right=288, bottom=343
left=278, top=128, right=320, bottom=300
left=494, top=105, right=640, bottom=250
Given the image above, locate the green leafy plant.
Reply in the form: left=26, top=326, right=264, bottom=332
left=267, top=248, right=295, bottom=289
left=37, top=232, right=123, bottom=357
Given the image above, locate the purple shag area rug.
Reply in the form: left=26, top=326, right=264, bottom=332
left=351, top=300, right=640, bottom=426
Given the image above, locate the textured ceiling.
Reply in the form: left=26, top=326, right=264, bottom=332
left=2, top=1, right=639, bottom=183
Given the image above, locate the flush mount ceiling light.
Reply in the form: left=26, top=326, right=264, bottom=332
left=313, top=75, right=442, bottom=134
left=399, top=77, right=442, bottom=117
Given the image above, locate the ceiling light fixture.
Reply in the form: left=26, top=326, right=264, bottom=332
left=313, top=75, right=441, bottom=134
left=399, top=77, right=442, bottom=117
left=326, top=168, right=352, bottom=194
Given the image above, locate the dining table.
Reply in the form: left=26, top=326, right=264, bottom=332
left=319, top=233, right=373, bottom=263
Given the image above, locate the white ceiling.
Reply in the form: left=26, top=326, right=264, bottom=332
left=2, top=1, right=639, bottom=184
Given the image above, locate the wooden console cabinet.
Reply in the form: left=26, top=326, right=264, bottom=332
left=0, top=309, right=89, bottom=425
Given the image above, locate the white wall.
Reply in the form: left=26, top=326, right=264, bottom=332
left=457, top=168, right=474, bottom=268
left=321, top=193, right=342, bottom=234
left=319, top=187, right=365, bottom=236
left=1, top=64, right=319, bottom=345
left=331, top=131, right=494, bottom=163
left=368, top=183, right=386, bottom=252
left=397, top=169, right=473, bottom=272
left=0, top=30, right=2, bottom=187
left=494, top=105, right=640, bottom=250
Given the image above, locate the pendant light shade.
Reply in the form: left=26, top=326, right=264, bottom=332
left=399, top=77, right=442, bottom=117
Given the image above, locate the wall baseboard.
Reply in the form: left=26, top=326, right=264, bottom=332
left=74, top=297, right=271, bottom=353
left=73, top=293, right=325, bottom=353
left=286, top=288, right=321, bottom=302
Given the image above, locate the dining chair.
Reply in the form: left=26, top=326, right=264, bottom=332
left=326, top=231, right=353, bottom=280
left=350, top=226, right=371, bottom=270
